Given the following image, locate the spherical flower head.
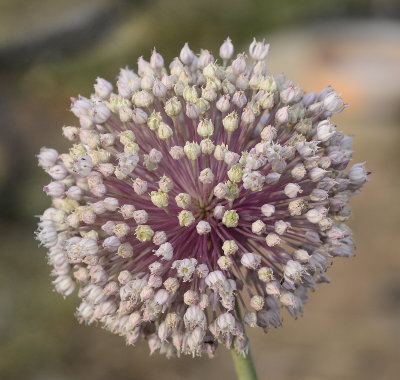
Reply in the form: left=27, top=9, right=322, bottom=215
left=36, top=38, right=368, bottom=359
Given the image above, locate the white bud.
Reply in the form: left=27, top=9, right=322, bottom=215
left=117, top=242, right=134, bottom=258
left=275, top=106, right=290, bottom=124
left=133, top=210, right=148, bottom=224
left=135, top=225, right=154, bottom=242
left=164, top=97, right=182, bottom=117
left=196, top=221, right=211, bottom=235
left=103, top=236, right=121, bottom=252
left=222, top=111, right=239, bottom=132
left=198, top=49, right=214, bottom=69
left=291, top=164, right=306, bottom=181
left=173, top=258, right=197, bottom=282
left=221, top=240, right=238, bottom=256
left=241, top=107, right=255, bottom=125
left=309, top=167, right=327, bottom=182
left=284, top=183, right=302, bottom=198
left=184, top=141, right=201, bottom=160
left=236, top=74, right=249, bottom=90
left=250, top=295, right=264, bottom=311
left=178, top=210, right=195, bottom=227
left=232, top=91, right=247, bottom=108
left=180, top=43, right=195, bottom=65
left=169, top=145, right=184, bottom=160
left=274, top=220, right=290, bottom=235
left=152, top=78, right=167, bottom=98
left=265, top=172, right=281, bottom=185
left=47, top=164, right=68, bottom=180
left=213, top=205, right=225, bottom=220
left=265, top=233, right=281, bottom=247
left=197, top=119, right=214, bottom=137
left=265, top=281, right=280, bottom=297
left=216, top=95, right=231, bottom=113
left=184, top=305, right=206, bottom=330
left=94, top=77, right=113, bottom=99
left=348, top=162, right=367, bottom=186
left=185, top=102, right=201, bottom=119
left=323, top=91, right=345, bottom=113
left=62, top=126, right=79, bottom=141
left=132, top=178, right=148, bottom=195
left=199, top=168, right=214, bottom=184
left=217, top=256, right=232, bottom=270
left=157, top=122, right=173, bottom=140
left=316, top=120, right=336, bottom=142
left=249, top=38, right=269, bottom=61
left=150, top=190, right=169, bottom=208
left=150, top=49, right=164, bottom=70
left=220, top=37, right=234, bottom=60
left=294, top=249, right=311, bottom=263
left=175, top=193, right=191, bottom=209
left=159, top=175, right=173, bottom=192
left=43, top=181, right=65, bottom=197
left=153, top=231, right=167, bottom=246
left=213, top=183, right=228, bottom=199
left=241, top=252, right=261, bottom=269
left=261, top=204, right=275, bottom=217
left=249, top=219, right=266, bottom=236
left=154, top=242, right=174, bottom=261
left=232, top=53, right=247, bottom=75
left=132, top=90, right=153, bottom=108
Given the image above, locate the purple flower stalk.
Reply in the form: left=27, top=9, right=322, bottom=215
left=36, top=38, right=368, bottom=361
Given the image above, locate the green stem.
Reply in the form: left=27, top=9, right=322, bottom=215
left=230, top=347, right=258, bottom=380
left=231, top=299, right=258, bottom=380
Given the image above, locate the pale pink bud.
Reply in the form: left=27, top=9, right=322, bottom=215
left=196, top=221, right=211, bottom=235
left=43, top=181, right=65, bottom=197
left=179, top=43, right=195, bottom=65
left=220, top=37, right=234, bottom=60
left=249, top=38, right=269, bottom=61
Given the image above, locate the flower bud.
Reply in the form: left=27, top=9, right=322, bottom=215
left=216, top=95, right=230, bottom=113
left=157, top=122, right=173, bottom=140
left=213, top=183, right=228, bottom=199
left=241, top=252, right=261, bottom=269
left=222, top=210, right=239, bottom=228
left=198, top=49, right=214, bottom=69
left=150, top=48, right=164, bottom=70
left=178, top=210, right=195, bottom=227
left=135, top=225, right=154, bottom=242
left=265, top=233, right=281, bottom=247
left=222, top=111, right=239, bottom=132
left=196, top=221, right=211, bottom=235
left=275, top=106, right=290, bottom=124
left=213, top=205, right=225, bottom=220
left=251, top=220, right=266, bottom=235
left=232, top=53, right=247, bottom=76
left=180, top=43, right=195, bottom=65
left=249, top=38, right=269, bottom=61
left=284, top=183, right=302, bottom=198
left=153, top=231, right=167, bottom=246
left=232, top=91, right=247, bottom=108
left=184, top=141, right=201, bottom=160
left=220, top=37, right=234, bottom=60
left=197, top=119, right=214, bottom=137
left=150, top=190, right=169, bottom=208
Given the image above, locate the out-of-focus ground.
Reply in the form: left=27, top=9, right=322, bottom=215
left=0, top=1, right=399, bottom=379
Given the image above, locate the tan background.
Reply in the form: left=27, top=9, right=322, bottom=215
left=0, top=1, right=399, bottom=379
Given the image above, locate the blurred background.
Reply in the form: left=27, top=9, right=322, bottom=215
left=1, top=0, right=399, bottom=379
